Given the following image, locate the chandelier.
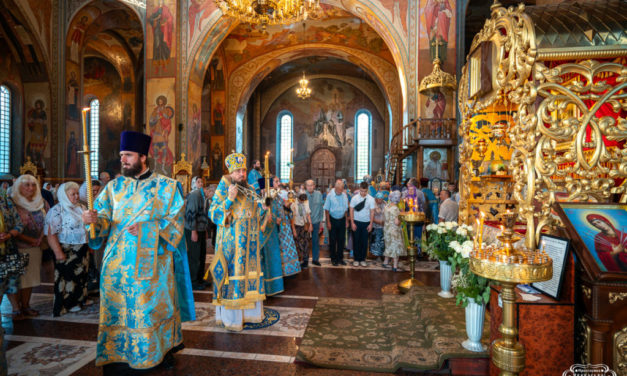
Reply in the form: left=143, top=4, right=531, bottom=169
left=215, top=0, right=321, bottom=30
left=296, top=72, right=311, bottom=99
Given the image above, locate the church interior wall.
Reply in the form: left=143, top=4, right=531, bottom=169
left=82, top=56, right=124, bottom=175
left=260, top=78, right=385, bottom=185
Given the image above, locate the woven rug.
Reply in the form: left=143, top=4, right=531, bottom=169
left=297, top=286, right=489, bottom=372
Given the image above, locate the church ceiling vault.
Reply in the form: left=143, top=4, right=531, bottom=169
left=184, top=0, right=409, bottom=136
left=0, top=2, right=49, bottom=82
left=224, top=43, right=401, bottom=151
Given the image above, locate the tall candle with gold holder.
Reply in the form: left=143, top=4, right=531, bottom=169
left=80, top=107, right=96, bottom=239
left=398, top=207, right=425, bottom=294
left=264, top=151, right=271, bottom=198
left=289, top=148, right=294, bottom=192
left=469, top=210, right=552, bottom=375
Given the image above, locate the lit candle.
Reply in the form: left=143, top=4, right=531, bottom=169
left=81, top=107, right=95, bottom=239
left=264, top=151, right=270, bottom=176
left=478, top=212, right=485, bottom=251
left=474, top=218, right=480, bottom=250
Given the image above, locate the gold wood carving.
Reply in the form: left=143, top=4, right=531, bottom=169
left=614, top=327, right=627, bottom=376
left=582, top=285, right=591, bottom=300
left=512, top=59, right=627, bottom=249
left=609, top=292, right=627, bottom=305
left=19, top=156, right=39, bottom=178
left=173, top=153, right=193, bottom=194
left=459, top=1, right=627, bottom=252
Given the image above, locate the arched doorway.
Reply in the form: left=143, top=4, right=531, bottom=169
left=310, top=148, right=336, bottom=190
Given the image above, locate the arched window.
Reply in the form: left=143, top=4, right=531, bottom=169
left=355, top=110, right=372, bottom=181
left=89, top=99, right=100, bottom=178
left=276, top=111, right=293, bottom=182
left=0, top=85, right=10, bottom=174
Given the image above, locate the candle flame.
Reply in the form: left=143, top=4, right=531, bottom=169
left=82, top=107, right=90, bottom=113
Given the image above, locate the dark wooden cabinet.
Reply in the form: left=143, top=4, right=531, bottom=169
left=488, top=252, right=575, bottom=376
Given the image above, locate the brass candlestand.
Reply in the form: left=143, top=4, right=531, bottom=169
left=398, top=212, right=425, bottom=293
left=469, top=211, right=552, bottom=375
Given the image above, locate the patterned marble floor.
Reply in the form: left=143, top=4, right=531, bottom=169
left=3, top=248, right=443, bottom=375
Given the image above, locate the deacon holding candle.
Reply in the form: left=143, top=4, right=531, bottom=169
left=81, top=131, right=195, bottom=374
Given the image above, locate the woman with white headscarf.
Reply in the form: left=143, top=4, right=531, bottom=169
left=45, top=182, right=90, bottom=316
left=9, top=174, right=49, bottom=319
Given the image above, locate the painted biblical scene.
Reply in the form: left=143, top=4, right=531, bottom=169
left=187, top=0, right=218, bottom=48
left=562, top=206, right=627, bottom=273
left=261, top=78, right=385, bottom=183
left=222, top=9, right=394, bottom=71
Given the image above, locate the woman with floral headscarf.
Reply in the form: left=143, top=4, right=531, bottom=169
left=586, top=214, right=627, bottom=272
left=383, top=191, right=406, bottom=271
left=9, top=174, right=49, bottom=319
left=45, top=182, right=90, bottom=316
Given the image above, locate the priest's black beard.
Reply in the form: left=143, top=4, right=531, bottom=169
left=122, top=160, right=143, bottom=177
left=235, top=180, right=249, bottom=188
left=254, top=166, right=261, bottom=171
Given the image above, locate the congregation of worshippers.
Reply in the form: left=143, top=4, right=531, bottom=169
left=0, top=154, right=460, bottom=319
left=3, top=1, right=625, bottom=374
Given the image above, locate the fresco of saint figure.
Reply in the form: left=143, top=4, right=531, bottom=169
left=148, top=0, right=174, bottom=74
left=148, top=95, right=174, bottom=174
left=26, top=99, right=47, bottom=166
left=425, top=0, right=452, bottom=62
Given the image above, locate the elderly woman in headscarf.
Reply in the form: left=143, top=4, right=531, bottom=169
left=9, top=174, right=49, bottom=319
left=383, top=191, right=406, bottom=272
left=0, top=190, right=26, bottom=371
left=44, top=182, right=90, bottom=316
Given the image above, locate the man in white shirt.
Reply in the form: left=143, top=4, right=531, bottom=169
left=349, top=181, right=375, bottom=267
left=438, top=190, right=459, bottom=223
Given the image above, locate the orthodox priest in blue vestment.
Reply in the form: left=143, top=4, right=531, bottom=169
left=83, top=131, right=195, bottom=372
left=209, top=153, right=270, bottom=331
left=247, top=159, right=263, bottom=195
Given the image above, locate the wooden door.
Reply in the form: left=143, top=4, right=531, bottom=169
left=310, top=148, right=336, bottom=189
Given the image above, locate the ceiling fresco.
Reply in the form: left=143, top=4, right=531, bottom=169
left=222, top=8, right=394, bottom=72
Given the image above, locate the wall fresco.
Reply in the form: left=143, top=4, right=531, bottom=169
left=260, top=78, right=385, bottom=183
left=147, top=78, right=176, bottom=175
left=147, top=0, right=176, bottom=77
left=24, top=83, right=51, bottom=170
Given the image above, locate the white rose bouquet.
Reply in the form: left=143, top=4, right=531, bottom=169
left=450, top=227, right=491, bottom=307
left=423, top=222, right=473, bottom=262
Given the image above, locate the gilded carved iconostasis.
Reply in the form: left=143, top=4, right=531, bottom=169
left=0, top=0, right=461, bottom=180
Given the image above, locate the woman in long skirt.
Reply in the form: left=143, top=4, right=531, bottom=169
left=44, top=182, right=90, bottom=316
left=383, top=191, right=406, bottom=271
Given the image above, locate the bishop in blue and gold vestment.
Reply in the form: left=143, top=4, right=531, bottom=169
left=209, top=152, right=269, bottom=331
left=83, top=131, right=195, bottom=371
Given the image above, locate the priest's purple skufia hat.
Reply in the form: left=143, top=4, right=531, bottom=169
left=120, top=131, right=152, bottom=155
